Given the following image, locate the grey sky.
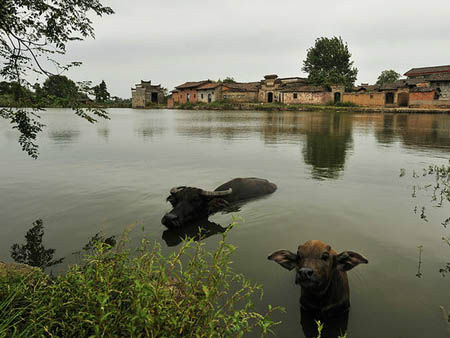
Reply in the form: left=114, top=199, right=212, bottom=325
left=58, top=0, right=450, bottom=98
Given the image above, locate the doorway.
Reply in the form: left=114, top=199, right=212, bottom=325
left=151, top=92, right=158, bottom=103
left=398, top=92, right=409, bottom=107
left=267, top=92, right=273, bottom=103
left=334, top=92, right=341, bottom=103
left=385, top=92, right=395, bottom=105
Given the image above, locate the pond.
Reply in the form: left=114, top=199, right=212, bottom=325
left=1, top=108, right=449, bottom=337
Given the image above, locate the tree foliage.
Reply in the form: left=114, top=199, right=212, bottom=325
left=42, top=75, right=78, bottom=99
left=0, top=0, right=114, bottom=158
left=302, top=36, right=358, bottom=90
left=376, top=70, right=401, bottom=86
left=93, top=80, right=110, bottom=102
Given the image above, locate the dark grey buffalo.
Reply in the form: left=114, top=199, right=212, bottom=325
left=161, top=177, right=277, bottom=228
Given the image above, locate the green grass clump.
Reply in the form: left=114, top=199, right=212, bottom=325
left=0, top=231, right=280, bottom=338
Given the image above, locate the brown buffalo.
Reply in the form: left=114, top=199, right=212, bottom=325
left=268, top=240, right=368, bottom=316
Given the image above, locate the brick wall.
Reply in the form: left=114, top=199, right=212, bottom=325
left=173, top=89, right=199, bottom=104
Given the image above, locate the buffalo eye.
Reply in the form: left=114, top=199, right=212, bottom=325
left=321, top=252, right=330, bottom=261
left=167, top=196, right=177, bottom=206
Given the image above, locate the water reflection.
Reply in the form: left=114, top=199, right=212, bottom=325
left=300, top=307, right=349, bottom=338
left=302, top=114, right=353, bottom=180
left=134, top=120, right=167, bottom=141
left=374, top=114, right=450, bottom=150
left=10, top=219, right=64, bottom=269
left=162, top=219, right=230, bottom=247
left=97, top=127, right=110, bottom=142
left=48, top=129, right=80, bottom=144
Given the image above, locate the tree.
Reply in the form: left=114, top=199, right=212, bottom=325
left=42, top=75, right=78, bottom=99
left=376, top=70, right=401, bottom=86
left=0, top=0, right=114, bottom=158
left=93, top=80, right=110, bottom=102
left=302, top=36, right=358, bottom=90
left=223, top=77, right=236, bottom=84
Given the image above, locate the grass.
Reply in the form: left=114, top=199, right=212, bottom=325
left=0, top=226, right=281, bottom=338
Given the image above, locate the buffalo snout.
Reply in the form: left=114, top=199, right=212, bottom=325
left=161, top=213, right=180, bottom=228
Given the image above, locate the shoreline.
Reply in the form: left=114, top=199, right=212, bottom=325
left=163, top=102, right=450, bottom=114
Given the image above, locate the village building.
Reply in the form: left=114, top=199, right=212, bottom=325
left=197, top=82, right=221, bottom=103
left=343, top=66, right=450, bottom=108
left=131, top=80, right=164, bottom=108
left=171, top=80, right=211, bottom=104
left=258, top=75, right=344, bottom=104
left=220, top=82, right=260, bottom=102
left=404, top=65, right=450, bottom=107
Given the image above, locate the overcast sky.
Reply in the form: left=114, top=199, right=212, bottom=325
left=55, top=0, right=450, bottom=98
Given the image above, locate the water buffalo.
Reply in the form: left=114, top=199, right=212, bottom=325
left=268, top=240, right=368, bottom=316
left=161, top=177, right=277, bottom=228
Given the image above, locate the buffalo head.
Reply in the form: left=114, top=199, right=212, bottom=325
left=162, top=186, right=232, bottom=228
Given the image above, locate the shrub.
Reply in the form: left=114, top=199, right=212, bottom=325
left=0, top=229, right=280, bottom=338
left=326, top=101, right=358, bottom=107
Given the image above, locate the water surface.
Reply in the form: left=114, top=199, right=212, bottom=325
left=1, top=109, right=449, bottom=338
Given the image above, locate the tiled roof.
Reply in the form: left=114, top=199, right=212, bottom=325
left=410, top=87, right=435, bottom=93
left=404, top=65, right=450, bottom=77
left=221, top=82, right=260, bottom=92
left=175, top=80, right=211, bottom=89
left=197, top=82, right=221, bottom=90
left=280, top=84, right=329, bottom=92
left=380, top=80, right=408, bottom=90
left=427, top=73, right=450, bottom=82
left=354, top=85, right=379, bottom=92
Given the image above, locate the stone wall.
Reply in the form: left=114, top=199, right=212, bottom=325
left=131, top=83, right=164, bottom=108
left=432, top=83, right=450, bottom=100
left=198, top=89, right=218, bottom=103
left=222, top=90, right=258, bottom=103
left=283, top=91, right=332, bottom=104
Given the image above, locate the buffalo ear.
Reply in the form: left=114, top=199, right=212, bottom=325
left=207, top=198, right=229, bottom=214
left=336, top=251, right=368, bottom=271
left=268, top=250, right=298, bottom=271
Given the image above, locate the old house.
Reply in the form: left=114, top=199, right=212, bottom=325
left=343, top=80, right=412, bottom=107
left=172, top=80, right=211, bottom=104
left=258, top=75, right=305, bottom=103
left=131, top=80, right=164, bottom=108
left=197, top=82, right=221, bottom=103
left=258, top=75, right=344, bottom=104
left=404, top=65, right=450, bottom=107
left=220, top=82, right=260, bottom=102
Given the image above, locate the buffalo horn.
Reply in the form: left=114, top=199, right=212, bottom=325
left=170, top=186, right=185, bottom=194
left=200, top=188, right=232, bottom=197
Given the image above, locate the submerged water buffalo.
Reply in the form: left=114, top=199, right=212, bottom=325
left=268, top=240, right=368, bottom=317
left=161, top=177, right=277, bottom=228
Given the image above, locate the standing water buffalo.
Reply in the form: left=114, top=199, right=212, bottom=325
left=161, top=177, right=277, bottom=228
left=268, top=240, right=368, bottom=317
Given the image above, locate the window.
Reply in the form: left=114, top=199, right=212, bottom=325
left=370, top=94, right=374, bottom=99
left=434, top=88, right=441, bottom=100
left=293, top=93, right=298, bottom=99
left=201, top=93, right=204, bottom=99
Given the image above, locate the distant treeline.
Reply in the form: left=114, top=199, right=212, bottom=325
left=0, top=76, right=131, bottom=108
